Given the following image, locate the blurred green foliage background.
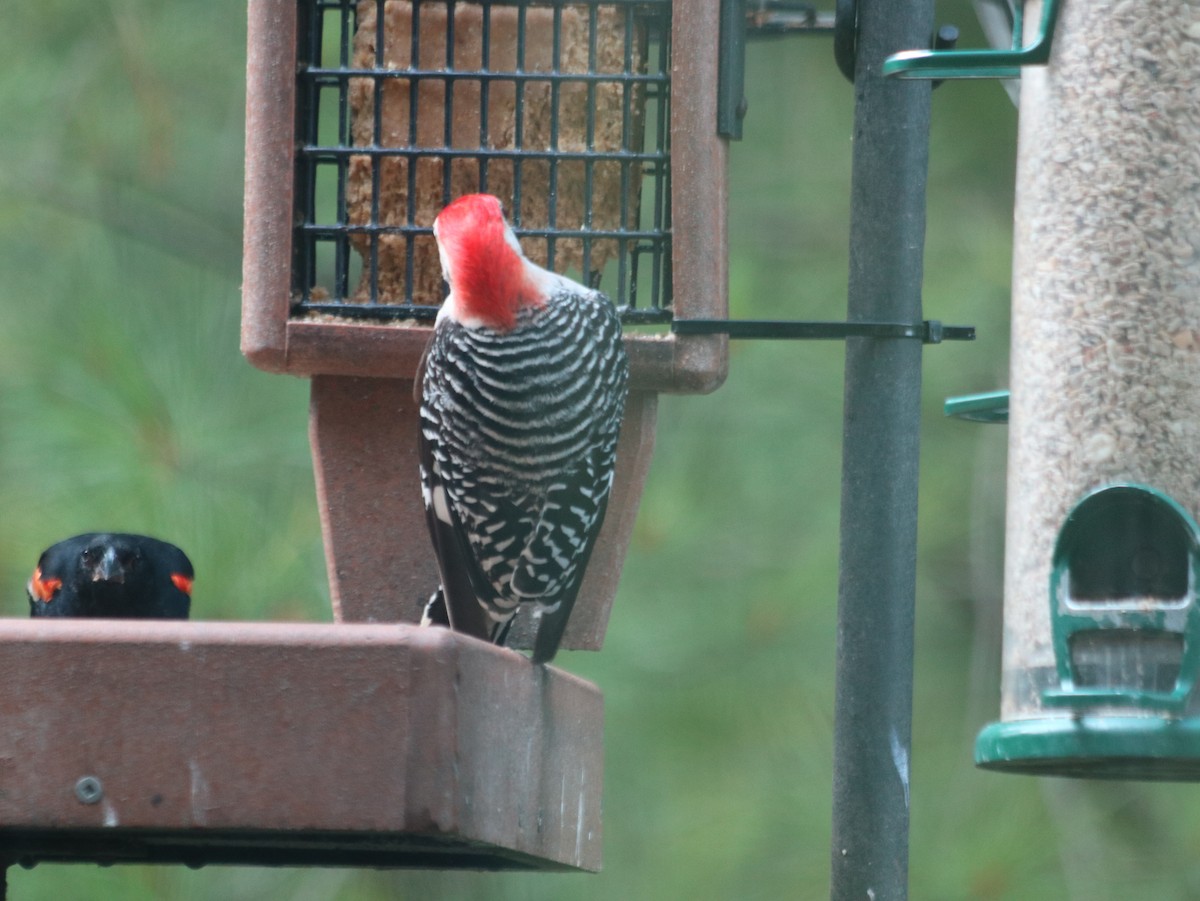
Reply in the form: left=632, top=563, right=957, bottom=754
left=2, top=1, right=1200, bottom=898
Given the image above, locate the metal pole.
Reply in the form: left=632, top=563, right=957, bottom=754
left=829, top=0, right=933, bottom=895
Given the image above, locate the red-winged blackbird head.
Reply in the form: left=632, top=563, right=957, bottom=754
left=28, top=533, right=193, bottom=619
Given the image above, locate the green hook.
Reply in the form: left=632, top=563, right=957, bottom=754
left=944, top=390, right=1009, bottom=424
left=882, top=0, right=1059, bottom=81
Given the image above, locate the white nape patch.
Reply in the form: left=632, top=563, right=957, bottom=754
left=502, top=218, right=525, bottom=258
left=102, top=800, right=119, bottom=827
left=434, top=291, right=457, bottom=324
left=436, top=289, right=492, bottom=330
left=431, top=485, right=453, bottom=525
left=523, top=253, right=600, bottom=303
left=498, top=212, right=596, bottom=303
left=435, top=220, right=452, bottom=285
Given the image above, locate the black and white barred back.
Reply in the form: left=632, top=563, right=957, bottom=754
left=418, top=288, right=629, bottom=662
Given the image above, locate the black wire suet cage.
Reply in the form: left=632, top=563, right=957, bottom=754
left=293, top=0, right=674, bottom=325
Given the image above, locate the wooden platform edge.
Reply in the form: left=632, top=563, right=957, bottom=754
left=0, top=621, right=603, bottom=872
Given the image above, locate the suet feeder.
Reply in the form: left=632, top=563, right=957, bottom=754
left=242, top=0, right=728, bottom=639
left=974, top=0, right=1200, bottom=779
left=0, top=0, right=732, bottom=875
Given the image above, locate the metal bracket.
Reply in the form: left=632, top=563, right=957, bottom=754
left=748, top=0, right=836, bottom=36
left=944, top=389, right=1010, bottom=423
left=721, top=1, right=840, bottom=138
left=723, top=1, right=954, bottom=134
left=883, top=0, right=1059, bottom=81
left=718, top=0, right=750, bottom=139
left=833, top=0, right=959, bottom=84
left=296, top=308, right=975, bottom=345
left=722, top=0, right=961, bottom=121
left=833, top=0, right=858, bottom=81
left=672, top=319, right=975, bottom=344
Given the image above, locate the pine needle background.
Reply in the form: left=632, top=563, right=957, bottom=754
left=2, top=2, right=1200, bottom=899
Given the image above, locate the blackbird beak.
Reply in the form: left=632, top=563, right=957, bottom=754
left=91, top=547, right=126, bottom=584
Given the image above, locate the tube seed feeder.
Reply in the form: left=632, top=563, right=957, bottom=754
left=974, top=0, right=1200, bottom=780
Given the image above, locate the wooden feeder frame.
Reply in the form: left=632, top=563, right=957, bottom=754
left=0, top=0, right=729, bottom=875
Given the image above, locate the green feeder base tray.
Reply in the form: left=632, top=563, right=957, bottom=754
left=976, top=715, right=1200, bottom=781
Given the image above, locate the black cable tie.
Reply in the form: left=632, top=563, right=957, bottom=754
left=671, top=319, right=975, bottom=344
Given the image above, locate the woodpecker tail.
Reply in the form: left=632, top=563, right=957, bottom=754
left=531, top=607, right=570, bottom=665
left=420, top=588, right=450, bottom=627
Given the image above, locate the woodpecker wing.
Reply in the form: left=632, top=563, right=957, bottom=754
left=515, top=445, right=618, bottom=663
left=417, top=421, right=524, bottom=641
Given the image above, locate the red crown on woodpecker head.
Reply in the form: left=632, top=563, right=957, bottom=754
left=434, top=194, right=543, bottom=331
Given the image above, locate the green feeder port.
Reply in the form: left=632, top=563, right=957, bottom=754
left=944, top=390, right=1009, bottom=424
left=977, top=485, right=1200, bottom=779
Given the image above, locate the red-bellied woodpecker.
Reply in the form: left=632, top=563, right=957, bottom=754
left=417, top=193, right=630, bottom=663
